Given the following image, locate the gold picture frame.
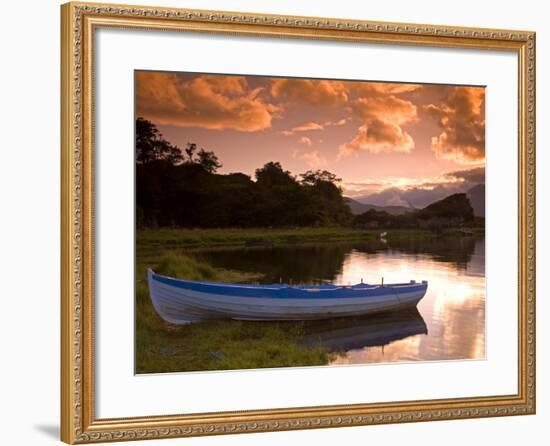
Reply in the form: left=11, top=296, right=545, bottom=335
left=60, top=2, right=536, bottom=443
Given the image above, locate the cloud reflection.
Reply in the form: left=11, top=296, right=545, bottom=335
left=331, top=241, right=485, bottom=364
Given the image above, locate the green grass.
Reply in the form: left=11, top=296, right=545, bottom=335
left=135, top=253, right=330, bottom=373
left=155, top=253, right=218, bottom=280
left=136, top=226, right=448, bottom=250
left=441, top=227, right=486, bottom=236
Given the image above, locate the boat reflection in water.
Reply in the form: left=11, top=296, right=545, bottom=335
left=301, top=308, right=427, bottom=354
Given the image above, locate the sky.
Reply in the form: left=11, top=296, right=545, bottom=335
left=135, top=71, right=485, bottom=208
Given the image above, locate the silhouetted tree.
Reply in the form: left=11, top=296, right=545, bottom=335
left=255, top=162, right=296, bottom=187
left=299, top=170, right=351, bottom=226
left=300, top=170, right=341, bottom=186
left=136, top=117, right=182, bottom=165
left=197, top=148, right=222, bottom=173
left=184, top=142, right=197, bottom=162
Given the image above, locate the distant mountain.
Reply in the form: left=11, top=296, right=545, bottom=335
left=467, top=184, right=485, bottom=217
left=353, top=192, right=477, bottom=230
left=345, top=197, right=412, bottom=216
left=352, top=186, right=458, bottom=209
left=351, top=183, right=486, bottom=217
left=417, top=193, right=474, bottom=220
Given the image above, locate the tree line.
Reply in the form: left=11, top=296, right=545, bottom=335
left=136, top=117, right=479, bottom=230
left=136, top=118, right=352, bottom=228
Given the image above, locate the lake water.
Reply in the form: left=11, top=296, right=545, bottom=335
left=197, top=236, right=486, bottom=365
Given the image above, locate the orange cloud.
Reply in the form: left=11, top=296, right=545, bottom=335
left=351, top=96, right=418, bottom=125
left=333, top=118, right=348, bottom=126
left=136, top=72, right=278, bottom=132
left=324, top=118, right=348, bottom=127
left=299, top=136, right=312, bottom=146
left=339, top=121, right=415, bottom=156
left=272, top=79, right=420, bottom=108
left=281, top=121, right=324, bottom=135
left=271, top=78, right=348, bottom=106
left=282, top=118, right=348, bottom=136
left=444, top=166, right=485, bottom=183
left=425, top=86, right=485, bottom=164
left=293, top=149, right=328, bottom=169
left=293, top=122, right=324, bottom=131
left=339, top=95, right=417, bottom=156
left=352, top=82, right=422, bottom=95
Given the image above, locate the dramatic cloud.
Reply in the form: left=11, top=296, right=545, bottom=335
left=281, top=118, right=350, bottom=136
left=272, top=79, right=420, bottom=108
left=281, top=121, right=325, bottom=136
left=293, top=122, right=324, bottom=132
left=339, top=96, right=418, bottom=156
left=136, top=72, right=486, bottom=208
left=339, top=121, right=415, bottom=156
left=271, top=79, right=348, bottom=106
left=292, top=149, right=328, bottom=169
left=352, top=82, right=422, bottom=95
left=444, top=166, right=485, bottom=184
left=136, top=72, right=278, bottom=132
left=425, top=86, right=485, bottom=164
left=324, top=118, right=348, bottom=126
left=350, top=96, right=418, bottom=125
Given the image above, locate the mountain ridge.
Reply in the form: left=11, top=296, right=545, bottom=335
left=344, top=197, right=412, bottom=216
left=348, top=183, right=485, bottom=218
left=466, top=184, right=485, bottom=217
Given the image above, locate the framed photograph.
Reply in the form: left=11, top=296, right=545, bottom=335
left=61, top=2, right=536, bottom=443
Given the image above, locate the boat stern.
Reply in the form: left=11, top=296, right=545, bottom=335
left=146, top=269, right=201, bottom=325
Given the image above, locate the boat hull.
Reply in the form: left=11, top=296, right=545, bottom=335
left=147, top=270, right=428, bottom=324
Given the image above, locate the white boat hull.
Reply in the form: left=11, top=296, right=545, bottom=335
left=147, top=270, right=428, bottom=324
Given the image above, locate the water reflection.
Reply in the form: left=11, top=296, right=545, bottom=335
left=301, top=308, right=427, bottom=352
left=331, top=244, right=485, bottom=364
left=196, top=236, right=486, bottom=364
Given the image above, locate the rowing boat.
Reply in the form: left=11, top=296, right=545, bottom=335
left=147, top=269, right=428, bottom=324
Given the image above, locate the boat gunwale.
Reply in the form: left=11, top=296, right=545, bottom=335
left=147, top=269, right=428, bottom=300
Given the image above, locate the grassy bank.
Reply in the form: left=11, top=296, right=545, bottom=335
left=136, top=226, right=465, bottom=250
left=135, top=253, right=331, bottom=373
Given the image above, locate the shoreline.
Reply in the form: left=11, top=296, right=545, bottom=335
left=137, top=226, right=485, bottom=249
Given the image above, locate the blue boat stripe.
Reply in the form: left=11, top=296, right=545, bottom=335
left=150, top=272, right=427, bottom=300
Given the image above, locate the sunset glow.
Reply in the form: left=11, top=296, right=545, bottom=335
left=136, top=71, right=485, bottom=207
